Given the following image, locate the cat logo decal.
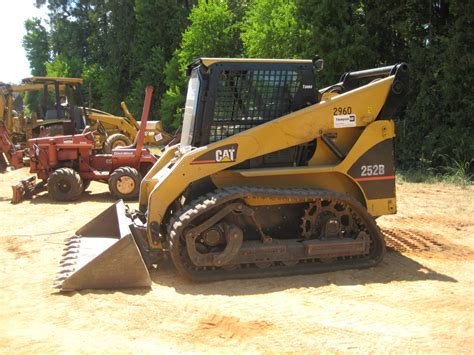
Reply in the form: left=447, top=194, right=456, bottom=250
left=191, top=144, right=238, bottom=164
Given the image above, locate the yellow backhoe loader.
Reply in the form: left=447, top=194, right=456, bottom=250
left=1, top=77, right=89, bottom=144
left=0, top=77, right=172, bottom=153
left=86, top=101, right=173, bottom=153
left=55, top=58, right=408, bottom=291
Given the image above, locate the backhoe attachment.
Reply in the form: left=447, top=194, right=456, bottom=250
left=55, top=200, right=151, bottom=291
left=11, top=176, right=40, bottom=203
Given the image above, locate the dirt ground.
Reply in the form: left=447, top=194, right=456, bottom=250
left=0, top=167, right=472, bottom=353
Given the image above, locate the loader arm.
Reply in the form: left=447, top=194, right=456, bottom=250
left=144, top=75, right=396, bottom=248
left=86, top=112, right=137, bottom=141
left=120, top=102, right=140, bottom=130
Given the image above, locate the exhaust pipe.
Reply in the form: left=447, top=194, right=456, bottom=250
left=55, top=200, right=151, bottom=291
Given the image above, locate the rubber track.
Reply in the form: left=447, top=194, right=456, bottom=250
left=168, top=186, right=386, bottom=282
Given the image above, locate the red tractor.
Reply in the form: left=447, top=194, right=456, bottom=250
left=12, top=86, right=160, bottom=203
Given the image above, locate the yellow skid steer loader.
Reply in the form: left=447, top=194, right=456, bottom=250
left=56, top=58, right=408, bottom=291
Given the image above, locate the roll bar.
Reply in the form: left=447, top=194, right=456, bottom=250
left=340, top=63, right=408, bottom=92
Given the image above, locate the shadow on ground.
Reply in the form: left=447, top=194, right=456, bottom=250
left=148, top=250, right=457, bottom=296
left=30, top=191, right=118, bottom=205
left=54, top=249, right=456, bottom=298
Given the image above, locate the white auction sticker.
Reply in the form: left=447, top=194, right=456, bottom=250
left=154, top=133, right=163, bottom=141
left=334, top=114, right=357, bottom=128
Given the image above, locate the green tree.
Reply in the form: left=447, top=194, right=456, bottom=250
left=241, top=0, right=301, bottom=58
left=96, top=0, right=137, bottom=114
left=399, top=0, right=474, bottom=171
left=31, top=0, right=109, bottom=108
left=363, top=0, right=473, bottom=172
left=126, top=0, right=188, bottom=119
left=46, top=1, right=99, bottom=76
left=296, top=0, right=377, bottom=86
left=22, top=18, right=49, bottom=76
left=22, top=17, right=50, bottom=114
left=160, top=0, right=243, bottom=129
left=22, top=0, right=473, bottom=174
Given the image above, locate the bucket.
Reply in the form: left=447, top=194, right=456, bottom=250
left=55, top=200, right=151, bottom=291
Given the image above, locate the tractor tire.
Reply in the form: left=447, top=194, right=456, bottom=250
left=108, top=167, right=141, bottom=200
left=47, top=168, right=83, bottom=201
left=103, top=133, right=131, bottom=153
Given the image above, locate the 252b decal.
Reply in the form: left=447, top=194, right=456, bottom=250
left=361, top=164, right=385, bottom=177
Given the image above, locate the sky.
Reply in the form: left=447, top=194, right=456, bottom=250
left=0, top=0, right=48, bottom=84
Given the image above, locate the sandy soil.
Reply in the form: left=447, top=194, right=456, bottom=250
left=0, top=167, right=473, bottom=353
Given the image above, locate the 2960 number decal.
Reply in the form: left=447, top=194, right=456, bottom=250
left=361, top=164, right=385, bottom=176
left=333, top=106, right=352, bottom=115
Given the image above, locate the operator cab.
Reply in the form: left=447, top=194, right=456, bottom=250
left=21, top=77, right=87, bottom=133
left=181, top=58, right=320, bottom=168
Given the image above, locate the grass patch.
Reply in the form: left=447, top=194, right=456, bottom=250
left=397, top=153, right=473, bottom=186
left=397, top=169, right=472, bottom=186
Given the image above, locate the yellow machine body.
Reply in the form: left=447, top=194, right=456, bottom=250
left=141, top=76, right=397, bottom=248
left=55, top=58, right=408, bottom=290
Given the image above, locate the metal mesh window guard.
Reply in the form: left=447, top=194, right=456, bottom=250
left=210, top=69, right=301, bottom=142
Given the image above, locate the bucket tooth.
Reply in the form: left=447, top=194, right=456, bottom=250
left=62, top=248, right=80, bottom=256
left=63, top=243, right=80, bottom=249
left=55, top=200, right=151, bottom=291
left=58, top=268, right=75, bottom=274
left=62, top=245, right=80, bottom=252
left=59, top=261, right=76, bottom=267
left=64, top=235, right=80, bottom=242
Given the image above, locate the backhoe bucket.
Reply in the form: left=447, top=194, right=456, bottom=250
left=55, top=200, right=151, bottom=291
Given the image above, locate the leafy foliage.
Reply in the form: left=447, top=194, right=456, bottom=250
left=241, top=0, right=301, bottom=58
left=23, top=18, right=49, bottom=76
left=160, top=0, right=243, bottom=129
left=22, top=0, right=473, bottom=176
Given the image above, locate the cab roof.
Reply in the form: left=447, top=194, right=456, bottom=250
left=22, top=76, right=83, bottom=85
left=199, top=58, right=313, bottom=66
left=187, top=57, right=315, bottom=74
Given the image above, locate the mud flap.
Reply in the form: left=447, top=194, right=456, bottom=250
left=55, top=200, right=151, bottom=291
